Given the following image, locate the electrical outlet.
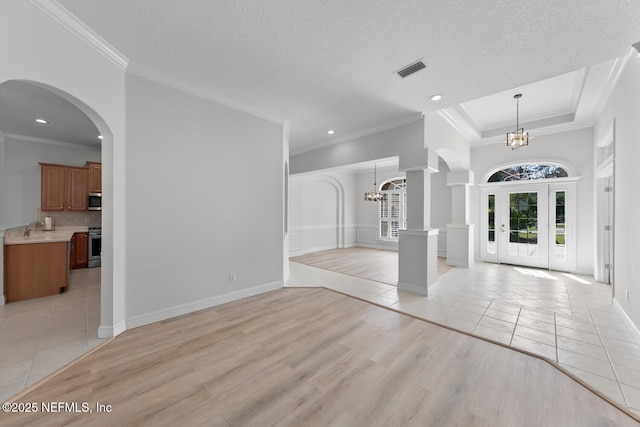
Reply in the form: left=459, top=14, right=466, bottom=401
left=84, top=217, right=90, bottom=223
left=626, top=290, right=629, bottom=301
left=229, top=273, right=237, bottom=282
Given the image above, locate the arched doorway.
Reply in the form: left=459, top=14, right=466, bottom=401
left=480, top=163, right=579, bottom=271
left=0, top=79, right=114, bottom=336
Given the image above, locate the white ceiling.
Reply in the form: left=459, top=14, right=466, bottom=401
left=4, top=1, right=640, bottom=155
left=0, top=80, right=101, bottom=147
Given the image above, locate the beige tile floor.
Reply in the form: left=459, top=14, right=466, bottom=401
left=0, top=268, right=105, bottom=402
left=287, top=260, right=640, bottom=416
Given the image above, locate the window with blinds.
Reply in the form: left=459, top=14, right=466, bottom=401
left=379, top=178, right=407, bottom=241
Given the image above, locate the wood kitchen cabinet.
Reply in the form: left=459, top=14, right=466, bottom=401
left=40, top=163, right=66, bottom=211
left=4, top=242, right=68, bottom=303
left=40, top=163, right=88, bottom=211
left=86, top=161, right=102, bottom=193
left=70, top=232, right=88, bottom=269
left=67, top=166, right=89, bottom=210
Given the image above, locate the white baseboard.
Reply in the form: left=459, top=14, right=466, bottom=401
left=0, top=295, right=5, bottom=305
left=438, top=249, right=447, bottom=258
left=398, top=281, right=428, bottom=296
left=613, top=299, right=640, bottom=340
left=126, top=280, right=283, bottom=330
left=98, top=319, right=126, bottom=338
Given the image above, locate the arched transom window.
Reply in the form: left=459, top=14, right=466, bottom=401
left=488, top=164, right=569, bottom=183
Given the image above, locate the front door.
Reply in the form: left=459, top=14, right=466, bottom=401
left=482, top=182, right=576, bottom=271
left=499, top=184, right=549, bottom=268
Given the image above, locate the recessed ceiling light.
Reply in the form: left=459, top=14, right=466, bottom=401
left=35, top=118, right=49, bottom=124
left=98, top=135, right=103, bottom=140
left=328, top=130, right=335, bottom=135
left=430, top=94, right=442, bottom=101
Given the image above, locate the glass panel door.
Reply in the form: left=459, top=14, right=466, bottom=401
left=499, top=184, right=549, bottom=268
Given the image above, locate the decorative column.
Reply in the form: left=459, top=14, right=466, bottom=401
left=446, top=170, right=475, bottom=268
left=398, top=147, right=439, bottom=296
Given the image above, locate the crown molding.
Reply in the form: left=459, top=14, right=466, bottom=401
left=29, top=0, right=128, bottom=70
left=5, top=133, right=101, bottom=151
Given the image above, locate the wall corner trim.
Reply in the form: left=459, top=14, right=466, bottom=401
left=98, top=319, right=126, bottom=339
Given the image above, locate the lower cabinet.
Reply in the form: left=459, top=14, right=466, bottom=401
left=70, top=232, right=88, bottom=269
left=4, top=242, right=68, bottom=303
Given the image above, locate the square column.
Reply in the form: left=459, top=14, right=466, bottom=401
left=398, top=229, right=439, bottom=295
left=446, top=170, right=475, bottom=268
left=398, top=148, right=439, bottom=296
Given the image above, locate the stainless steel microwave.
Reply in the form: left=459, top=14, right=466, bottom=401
left=88, top=192, right=102, bottom=211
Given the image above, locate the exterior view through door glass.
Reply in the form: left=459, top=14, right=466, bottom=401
left=500, top=184, right=549, bottom=268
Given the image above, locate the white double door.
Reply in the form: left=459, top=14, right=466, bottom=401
left=482, top=182, right=575, bottom=271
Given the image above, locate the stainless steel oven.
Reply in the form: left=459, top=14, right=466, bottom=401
left=88, top=227, right=101, bottom=268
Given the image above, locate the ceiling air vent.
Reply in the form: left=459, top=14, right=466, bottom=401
left=396, top=60, right=426, bottom=78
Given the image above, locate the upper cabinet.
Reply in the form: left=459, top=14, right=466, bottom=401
left=67, top=166, right=89, bottom=211
left=40, top=163, right=66, bottom=211
left=40, top=163, right=89, bottom=211
left=86, top=161, right=102, bottom=193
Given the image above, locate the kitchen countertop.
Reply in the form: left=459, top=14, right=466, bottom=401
left=3, top=226, right=89, bottom=245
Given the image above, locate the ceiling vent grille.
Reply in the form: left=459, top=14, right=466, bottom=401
left=396, top=60, right=426, bottom=78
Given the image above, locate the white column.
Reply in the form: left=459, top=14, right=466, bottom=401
left=398, top=148, right=439, bottom=296
left=446, top=170, right=475, bottom=268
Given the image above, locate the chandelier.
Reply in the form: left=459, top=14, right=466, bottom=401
left=364, top=164, right=383, bottom=202
left=504, top=93, right=533, bottom=149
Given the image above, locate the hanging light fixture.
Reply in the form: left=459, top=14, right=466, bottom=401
left=364, top=164, right=383, bottom=202
left=504, top=93, right=533, bottom=149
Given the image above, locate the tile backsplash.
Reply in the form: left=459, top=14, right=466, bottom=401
left=37, top=209, right=102, bottom=228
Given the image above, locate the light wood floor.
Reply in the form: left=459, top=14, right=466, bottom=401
left=3, top=288, right=637, bottom=426
left=290, top=247, right=453, bottom=285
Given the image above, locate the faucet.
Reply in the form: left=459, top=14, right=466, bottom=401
left=23, top=225, right=31, bottom=237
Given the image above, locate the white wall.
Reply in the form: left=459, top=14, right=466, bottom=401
left=1, top=135, right=100, bottom=225
left=124, top=74, right=284, bottom=325
left=425, top=112, right=470, bottom=172
left=594, top=52, right=640, bottom=329
left=470, top=127, right=595, bottom=274
left=289, top=170, right=357, bottom=255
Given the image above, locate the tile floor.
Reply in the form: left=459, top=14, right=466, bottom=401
left=0, top=268, right=105, bottom=402
left=287, top=260, right=640, bottom=416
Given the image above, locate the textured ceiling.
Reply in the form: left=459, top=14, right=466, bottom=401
left=7, top=1, right=640, bottom=154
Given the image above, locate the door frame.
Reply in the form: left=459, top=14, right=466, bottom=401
left=480, top=178, right=578, bottom=272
